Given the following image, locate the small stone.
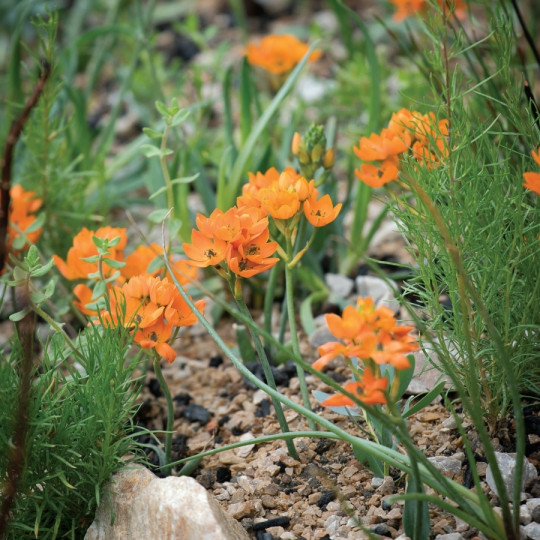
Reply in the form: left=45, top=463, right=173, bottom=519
left=524, top=522, right=540, bottom=540
left=261, top=495, right=278, bottom=509
left=235, top=432, right=256, bottom=458
left=428, top=455, right=463, bottom=477
left=434, top=534, right=465, bottom=540
left=227, top=501, right=256, bottom=520
left=527, top=499, right=540, bottom=523
left=486, top=453, right=538, bottom=500
left=441, top=416, right=458, bottom=431
left=371, top=477, right=384, bottom=488
left=325, top=273, right=354, bottom=298
left=370, top=523, right=390, bottom=535
left=216, top=467, right=232, bottom=483
left=355, top=275, right=398, bottom=311
left=377, top=476, right=394, bottom=495
left=184, top=403, right=211, bottom=425
left=308, top=325, right=336, bottom=349
left=324, top=514, right=341, bottom=535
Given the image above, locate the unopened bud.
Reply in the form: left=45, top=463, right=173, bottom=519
left=291, top=132, right=301, bottom=155
left=311, top=144, right=324, bottom=164
left=298, top=148, right=310, bottom=165
left=323, top=148, right=334, bottom=169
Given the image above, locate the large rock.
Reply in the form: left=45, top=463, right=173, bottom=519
left=84, top=466, right=250, bottom=540
left=486, top=452, right=538, bottom=502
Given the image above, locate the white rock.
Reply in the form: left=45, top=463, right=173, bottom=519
left=355, top=275, right=399, bottom=311
left=84, top=466, right=250, bottom=540
left=427, top=455, right=463, bottom=476
left=325, top=273, right=354, bottom=298
left=524, top=522, right=540, bottom=540
left=434, top=534, right=464, bottom=540
left=486, top=453, right=538, bottom=501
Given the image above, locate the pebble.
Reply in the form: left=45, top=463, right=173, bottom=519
left=227, top=501, right=256, bottom=519
left=325, top=273, right=354, bottom=298
left=524, top=522, right=540, bottom=540
left=434, top=534, right=465, bottom=540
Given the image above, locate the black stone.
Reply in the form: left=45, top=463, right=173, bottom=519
left=314, top=439, right=335, bottom=455
left=382, top=498, right=392, bottom=511
left=319, top=535, right=331, bottom=540
left=183, top=404, right=211, bottom=425
left=173, top=392, right=191, bottom=405
left=255, top=399, right=271, bottom=418
left=252, top=516, right=291, bottom=531
left=370, top=523, right=391, bottom=536
left=243, top=361, right=291, bottom=389
left=216, top=466, right=231, bottom=483
left=148, top=378, right=162, bottom=397
left=171, top=434, right=187, bottom=456
left=317, top=490, right=335, bottom=510
left=209, top=354, right=223, bottom=367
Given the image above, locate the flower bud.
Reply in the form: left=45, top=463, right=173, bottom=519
left=291, top=132, right=301, bottom=155
left=323, top=148, right=334, bottom=169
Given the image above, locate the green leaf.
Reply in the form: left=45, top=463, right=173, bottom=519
left=155, top=100, right=169, bottom=117
left=143, top=127, right=163, bottom=140
left=402, top=381, right=446, bottom=419
left=403, top=474, right=430, bottom=539
left=30, top=257, right=55, bottom=278
left=352, top=443, right=385, bottom=478
left=24, top=245, right=40, bottom=267
left=170, top=108, right=189, bottom=127
left=170, top=173, right=199, bottom=185
left=92, top=281, right=106, bottom=300
left=101, top=258, right=125, bottom=269
left=9, top=306, right=32, bottom=322
left=81, top=255, right=100, bottom=263
left=236, top=325, right=257, bottom=364
left=148, top=209, right=171, bottom=223
left=140, top=144, right=171, bottom=158
left=30, top=279, right=55, bottom=305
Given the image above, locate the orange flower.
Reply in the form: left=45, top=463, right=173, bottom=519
left=122, top=243, right=197, bottom=285
left=246, top=34, right=321, bottom=76
left=182, top=230, right=227, bottom=268
left=73, top=283, right=97, bottom=316
left=523, top=147, right=540, bottom=195
left=303, top=194, right=342, bottom=227
left=53, top=226, right=127, bottom=280
left=353, top=129, right=410, bottom=162
left=390, top=0, right=466, bottom=21
left=321, top=368, right=388, bottom=407
left=325, top=305, right=366, bottom=340
left=259, top=186, right=301, bottom=220
left=354, top=159, right=399, bottom=188
left=99, top=274, right=205, bottom=363
left=4, top=185, right=43, bottom=253
left=523, top=172, right=540, bottom=195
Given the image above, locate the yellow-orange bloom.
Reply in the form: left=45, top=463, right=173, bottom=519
left=321, top=368, right=388, bottom=407
left=99, top=274, right=205, bottom=363
left=53, top=226, right=127, bottom=280
left=182, top=230, right=227, bottom=268
left=523, top=172, right=540, bottom=195
left=353, top=129, right=410, bottom=162
left=246, top=34, right=321, bottom=76
left=523, top=147, right=540, bottom=195
left=354, top=160, right=399, bottom=188
left=121, top=243, right=196, bottom=285
left=4, top=185, right=43, bottom=253
left=303, top=194, right=342, bottom=227
left=390, top=0, right=466, bottom=21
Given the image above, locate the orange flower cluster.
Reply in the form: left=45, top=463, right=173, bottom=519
left=4, top=185, right=43, bottom=253
left=354, top=108, right=449, bottom=188
left=390, top=0, right=466, bottom=22
left=54, top=226, right=202, bottom=362
left=523, top=147, right=540, bottom=195
left=183, top=205, right=279, bottom=278
left=246, top=34, right=321, bottom=76
left=183, top=168, right=341, bottom=278
left=314, top=297, right=418, bottom=407
left=238, top=167, right=342, bottom=228
left=53, top=226, right=127, bottom=281
left=100, top=274, right=205, bottom=363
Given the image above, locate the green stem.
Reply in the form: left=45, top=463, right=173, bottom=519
left=284, top=238, right=315, bottom=430
left=263, top=262, right=280, bottom=353
left=160, top=124, right=174, bottom=214
left=234, top=290, right=299, bottom=459
left=153, top=355, right=174, bottom=477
